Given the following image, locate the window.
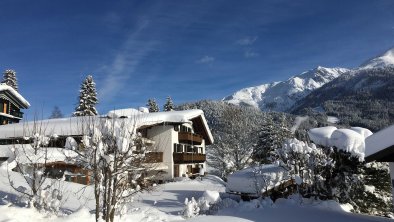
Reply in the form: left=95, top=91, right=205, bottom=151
left=177, top=144, right=183, bottom=153
left=174, top=143, right=183, bottom=153
left=180, top=125, right=192, bottom=133
left=186, top=145, right=193, bottom=153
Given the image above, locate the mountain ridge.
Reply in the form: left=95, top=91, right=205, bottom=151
left=223, top=66, right=349, bottom=112
left=223, top=47, right=394, bottom=112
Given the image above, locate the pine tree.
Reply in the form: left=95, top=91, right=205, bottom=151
left=163, top=96, right=174, bottom=111
left=73, top=75, right=98, bottom=116
left=49, top=106, right=64, bottom=119
left=253, top=114, right=277, bottom=163
left=2, top=69, right=18, bottom=91
left=253, top=113, right=292, bottom=164
left=147, top=98, right=159, bottom=112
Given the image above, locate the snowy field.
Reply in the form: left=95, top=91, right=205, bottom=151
left=0, top=167, right=392, bottom=222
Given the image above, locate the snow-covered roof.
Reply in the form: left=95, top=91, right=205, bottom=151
left=308, top=126, right=372, bottom=161
left=0, top=109, right=214, bottom=144
left=107, top=108, right=213, bottom=144
left=365, top=124, right=394, bottom=162
left=0, top=84, right=30, bottom=108
left=226, top=164, right=289, bottom=195
left=0, top=144, right=78, bottom=164
left=107, top=108, right=141, bottom=118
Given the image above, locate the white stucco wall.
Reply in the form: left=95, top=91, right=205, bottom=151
left=146, top=122, right=208, bottom=180
left=147, top=124, right=176, bottom=180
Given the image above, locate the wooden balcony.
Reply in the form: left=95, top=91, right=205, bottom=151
left=173, top=153, right=206, bottom=164
left=178, top=132, right=203, bottom=145
left=145, top=152, right=163, bottom=163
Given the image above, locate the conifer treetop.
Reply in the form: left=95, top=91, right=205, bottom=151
left=2, top=69, right=18, bottom=91
left=163, top=96, right=174, bottom=111
left=73, top=75, right=99, bottom=116
left=147, top=98, right=159, bottom=112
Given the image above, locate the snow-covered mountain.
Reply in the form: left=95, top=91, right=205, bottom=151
left=223, top=66, right=349, bottom=112
left=223, top=47, right=394, bottom=112
left=359, top=48, right=394, bottom=69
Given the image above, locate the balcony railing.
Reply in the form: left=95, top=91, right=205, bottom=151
left=10, top=111, right=23, bottom=119
left=173, top=153, right=206, bottom=164
left=145, top=152, right=163, bottom=163
left=178, top=132, right=203, bottom=145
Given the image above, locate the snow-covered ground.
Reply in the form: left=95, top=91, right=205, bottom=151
left=0, top=168, right=391, bottom=222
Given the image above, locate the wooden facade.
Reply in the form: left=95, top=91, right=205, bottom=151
left=0, top=90, right=28, bottom=125
left=145, top=152, right=164, bottom=163
left=44, top=162, right=91, bottom=185
left=178, top=132, right=203, bottom=145
left=173, top=153, right=206, bottom=164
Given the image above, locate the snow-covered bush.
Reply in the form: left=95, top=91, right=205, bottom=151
left=182, top=191, right=222, bottom=218
left=182, top=197, right=200, bottom=218
left=33, top=188, right=63, bottom=213
left=275, top=138, right=353, bottom=200
left=274, top=136, right=392, bottom=216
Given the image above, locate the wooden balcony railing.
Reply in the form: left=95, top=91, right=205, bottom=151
left=10, top=111, right=23, bottom=119
left=178, top=132, right=203, bottom=145
left=145, top=152, right=163, bottom=163
left=173, top=153, right=206, bottom=164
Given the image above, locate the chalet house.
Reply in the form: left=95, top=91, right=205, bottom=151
left=0, top=108, right=213, bottom=184
left=107, top=108, right=213, bottom=180
left=365, top=124, right=394, bottom=206
left=0, top=83, right=30, bottom=125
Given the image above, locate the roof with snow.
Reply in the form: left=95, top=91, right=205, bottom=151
left=0, top=144, right=78, bottom=164
left=0, top=109, right=214, bottom=145
left=365, top=124, right=394, bottom=162
left=0, top=84, right=30, bottom=109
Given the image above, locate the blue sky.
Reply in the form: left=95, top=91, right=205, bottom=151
left=0, top=0, right=394, bottom=119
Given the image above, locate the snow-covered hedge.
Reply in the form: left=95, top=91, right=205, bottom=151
left=308, top=126, right=373, bottom=160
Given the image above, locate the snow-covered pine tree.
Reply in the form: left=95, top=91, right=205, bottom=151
left=73, top=75, right=98, bottom=116
left=147, top=98, right=159, bottom=112
left=253, top=113, right=292, bottom=164
left=163, top=96, right=174, bottom=111
left=49, top=106, right=64, bottom=119
left=2, top=69, right=18, bottom=91
left=253, top=114, right=279, bottom=163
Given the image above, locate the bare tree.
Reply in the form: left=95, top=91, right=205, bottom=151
left=7, top=118, right=63, bottom=212
left=208, top=105, right=259, bottom=177
left=73, top=115, right=161, bottom=222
